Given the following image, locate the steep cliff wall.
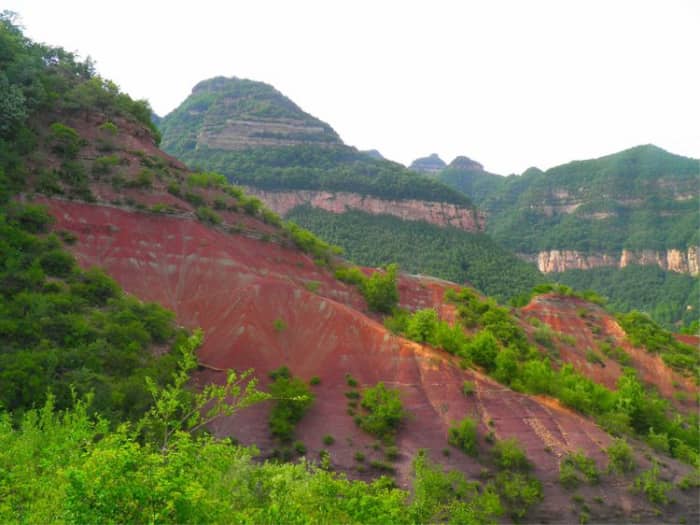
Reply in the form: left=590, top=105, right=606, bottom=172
left=523, top=247, right=700, bottom=275
left=247, top=189, right=486, bottom=232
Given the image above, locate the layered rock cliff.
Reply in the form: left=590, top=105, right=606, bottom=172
left=247, top=189, right=486, bottom=232
left=524, top=247, right=700, bottom=276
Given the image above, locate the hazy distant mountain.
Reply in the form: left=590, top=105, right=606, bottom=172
left=409, top=153, right=446, bottom=173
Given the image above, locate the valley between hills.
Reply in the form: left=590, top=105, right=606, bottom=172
left=1, top=14, right=699, bottom=524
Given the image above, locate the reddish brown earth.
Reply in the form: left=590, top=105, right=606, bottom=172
left=521, top=294, right=698, bottom=412
left=39, top=198, right=698, bottom=523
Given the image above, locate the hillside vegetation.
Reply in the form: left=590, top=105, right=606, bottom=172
left=287, top=206, right=544, bottom=301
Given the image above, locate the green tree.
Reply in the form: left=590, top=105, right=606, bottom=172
left=362, top=264, right=399, bottom=313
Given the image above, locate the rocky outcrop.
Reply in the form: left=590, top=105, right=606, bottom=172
left=523, top=247, right=700, bottom=275
left=409, top=153, right=447, bottom=173
left=247, top=189, right=486, bottom=232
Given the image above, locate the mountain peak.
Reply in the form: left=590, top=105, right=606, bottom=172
left=160, top=76, right=341, bottom=154
left=447, top=156, right=484, bottom=171
left=409, top=153, right=446, bottom=173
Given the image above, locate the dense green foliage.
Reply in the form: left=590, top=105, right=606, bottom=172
left=0, top=391, right=509, bottom=524
left=556, top=265, right=700, bottom=329
left=617, top=311, right=699, bottom=382
left=288, top=206, right=545, bottom=301
left=388, top=287, right=700, bottom=465
left=267, top=366, right=315, bottom=442
left=0, top=200, right=181, bottom=422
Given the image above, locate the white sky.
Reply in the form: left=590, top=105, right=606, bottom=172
left=6, top=0, right=700, bottom=174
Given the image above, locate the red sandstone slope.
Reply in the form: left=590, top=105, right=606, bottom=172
left=41, top=198, right=698, bottom=523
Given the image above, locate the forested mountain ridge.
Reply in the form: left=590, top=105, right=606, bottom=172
left=436, top=146, right=700, bottom=327
left=438, top=145, right=700, bottom=265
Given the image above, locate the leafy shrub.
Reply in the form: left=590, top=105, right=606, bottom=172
left=125, top=169, right=154, bottom=189
left=633, top=462, right=671, bottom=505
left=304, top=280, right=321, bottom=293
left=466, top=330, right=499, bottom=371
left=384, top=445, right=399, bottom=461
left=98, top=121, right=118, bottom=135
left=268, top=366, right=314, bottom=442
left=184, top=191, right=205, bottom=207
left=448, top=417, right=478, bottom=456
left=309, top=376, right=321, bottom=386
left=559, top=451, right=600, bottom=488
left=195, top=206, right=222, bottom=225
left=9, top=203, right=54, bottom=233
left=356, top=382, right=406, bottom=440
left=461, top=380, right=475, bottom=396
left=494, top=471, right=543, bottom=521
left=361, top=264, right=399, bottom=313
left=405, top=308, right=439, bottom=343
left=91, top=154, right=120, bottom=175
left=585, top=349, right=604, bottom=366
left=492, top=438, right=531, bottom=472
left=49, top=122, right=82, bottom=158
left=284, top=222, right=338, bottom=265
left=186, top=171, right=227, bottom=188
left=606, top=438, right=636, bottom=474
left=322, top=434, right=335, bottom=446
left=39, top=250, right=75, bottom=277
left=334, top=265, right=366, bottom=286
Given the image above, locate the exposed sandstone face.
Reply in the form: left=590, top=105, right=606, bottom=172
left=247, top=189, right=486, bottom=232
left=523, top=247, right=700, bottom=275
left=197, top=118, right=339, bottom=150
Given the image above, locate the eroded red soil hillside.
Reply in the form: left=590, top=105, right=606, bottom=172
left=521, top=294, right=697, bottom=411
left=41, top=198, right=698, bottom=523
